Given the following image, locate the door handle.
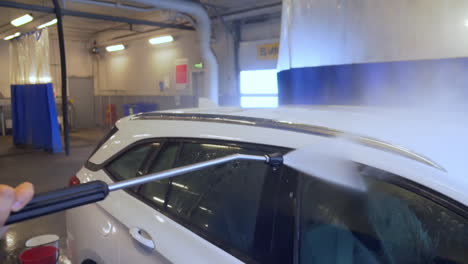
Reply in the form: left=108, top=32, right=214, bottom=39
left=129, top=227, right=155, bottom=250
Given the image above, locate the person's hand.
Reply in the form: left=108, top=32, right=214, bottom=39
left=0, top=182, right=34, bottom=228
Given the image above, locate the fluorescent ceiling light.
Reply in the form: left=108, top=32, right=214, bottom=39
left=11, top=14, right=33, bottom=27
left=148, top=35, right=174, bottom=45
left=106, top=44, right=125, bottom=52
left=4, top=32, right=20, bottom=40
left=37, top=18, right=57, bottom=29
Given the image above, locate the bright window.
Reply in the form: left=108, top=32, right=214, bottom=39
left=240, top=69, right=278, bottom=108
left=240, top=96, right=278, bottom=108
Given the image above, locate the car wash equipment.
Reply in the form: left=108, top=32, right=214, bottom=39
left=6, top=147, right=363, bottom=226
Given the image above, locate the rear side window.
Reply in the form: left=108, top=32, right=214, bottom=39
left=106, top=144, right=154, bottom=180
left=299, top=167, right=468, bottom=264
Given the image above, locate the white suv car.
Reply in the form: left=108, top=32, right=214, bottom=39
left=67, top=107, right=468, bottom=264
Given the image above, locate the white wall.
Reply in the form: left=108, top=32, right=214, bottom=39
left=1, top=18, right=280, bottom=104
left=50, top=38, right=93, bottom=96
left=279, top=0, right=468, bottom=70
left=92, top=18, right=281, bottom=102
left=94, top=30, right=200, bottom=96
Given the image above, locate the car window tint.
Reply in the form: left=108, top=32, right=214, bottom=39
left=166, top=142, right=270, bottom=256
left=106, top=144, right=154, bottom=180
left=299, top=166, right=468, bottom=264
left=140, top=143, right=179, bottom=207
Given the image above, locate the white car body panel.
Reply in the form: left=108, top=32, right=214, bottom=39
left=70, top=168, right=244, bottom=264
left=66, top=202, right=119, bottom=264
left=68, top=107, right=468, bottom=264
left=89, top=113, right=467, bottom=206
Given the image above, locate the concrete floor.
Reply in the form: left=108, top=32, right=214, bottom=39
left=0, top=128, right=107, bottom=263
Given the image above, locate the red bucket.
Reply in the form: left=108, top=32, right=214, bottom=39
left=19, top=246, right=57, bottom=264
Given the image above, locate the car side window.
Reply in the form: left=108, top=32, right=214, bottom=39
left=167, top=143, right=269, bottom=253
left=163, top=142, right=273, bottom=259
left=106, top=143, right=156, bottom=180
left=299, top=166, right=468, bottom=264
left=139, top=142, right=180, bottom=207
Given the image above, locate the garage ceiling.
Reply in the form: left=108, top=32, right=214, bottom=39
left=0, top=0, right=280, bottom=40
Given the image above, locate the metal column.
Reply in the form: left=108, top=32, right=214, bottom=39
left=52, top=0, right=70, bottom=155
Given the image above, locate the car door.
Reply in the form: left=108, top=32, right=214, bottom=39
left=295, top=165, right=468, bottom=264
left=88, top=142, right=160, bottom=264
left=104, top=139, right=288, bottom=264
left=68, top=141, right=157, bottom=264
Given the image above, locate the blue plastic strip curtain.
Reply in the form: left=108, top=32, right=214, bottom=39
left=278, top=65, right=355, bottom=105
left=277, top=64, right=361, bottom=105
left=11, top=83, right=62, bottom=153
left=278, top=57, right=468, bottom=106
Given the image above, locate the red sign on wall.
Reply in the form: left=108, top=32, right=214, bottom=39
left=175, top=64, right=188, bottom=84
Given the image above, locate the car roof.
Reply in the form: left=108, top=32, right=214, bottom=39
left=131, top=107, right=441, bottom=168
left=128, top=106, right=445, bottom=161
left=111, top=106, right=468, bottom=206
left=125, top=106, right=461, bottom=168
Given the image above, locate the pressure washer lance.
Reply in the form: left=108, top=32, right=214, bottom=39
left=5, top=153, right=284, bottom=226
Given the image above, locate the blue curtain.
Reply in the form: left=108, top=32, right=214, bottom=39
left=278, top=57, right=468, bottom=105
left=11, top=83, right=62, bottom=153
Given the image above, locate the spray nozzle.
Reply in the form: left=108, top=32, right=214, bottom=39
left=265, top=153, right=284, bottom=168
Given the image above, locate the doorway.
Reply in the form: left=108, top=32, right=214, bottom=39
left=69, top=77, right=95, bottom=129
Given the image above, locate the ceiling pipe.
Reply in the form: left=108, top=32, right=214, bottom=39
left=71, top=0, right=218, bottom=104
left=73, top=0, right=198, bottom=33
left=119, top=0, right=218, bottom=104
left=71, top=0, right=157, bottom=11
left=132, top=0, right=219, bottom=104
left=0, top=1, right=193, bottom=31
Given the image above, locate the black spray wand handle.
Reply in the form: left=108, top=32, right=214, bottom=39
left=5, top=153, right=282, bottom=226
left=6, top=181, right=109, bottom=225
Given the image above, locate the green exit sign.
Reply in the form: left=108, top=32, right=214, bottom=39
left=194, top=62, right=203, bottom=69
